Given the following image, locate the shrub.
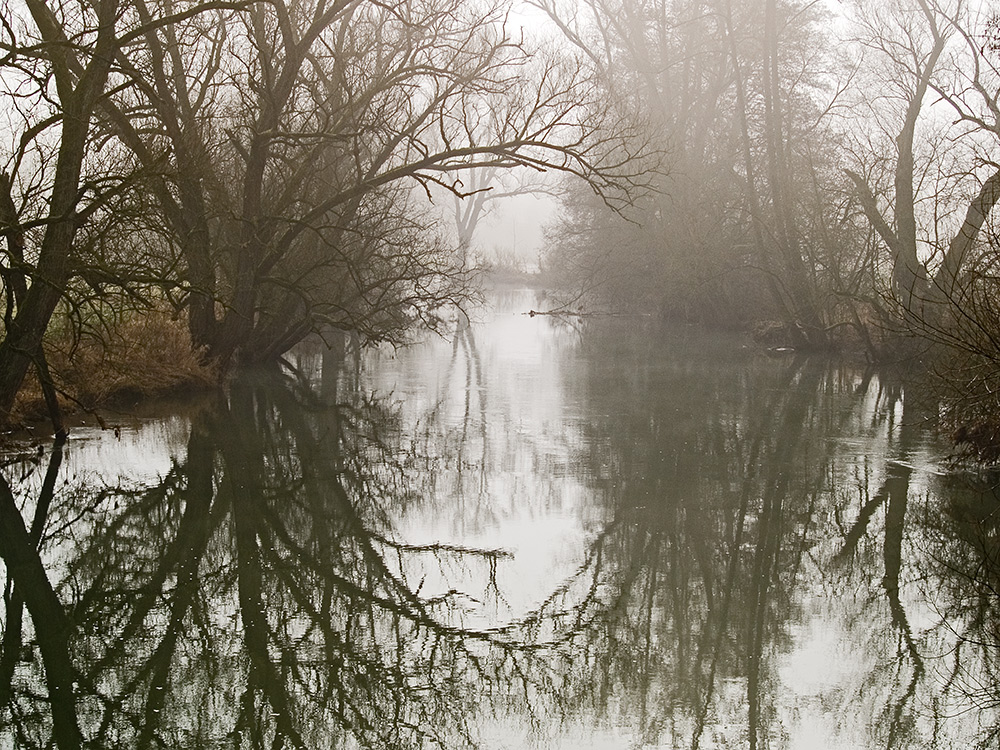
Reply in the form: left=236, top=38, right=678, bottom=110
left=11, top=309, right=217, bottom=424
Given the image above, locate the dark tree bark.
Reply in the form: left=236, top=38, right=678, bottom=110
left=0, top=471, right=81, bottom=749
left=0, top=0, right=121, bottom=421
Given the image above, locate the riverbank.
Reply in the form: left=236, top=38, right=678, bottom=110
left=6, top=310, right=217, bottom=436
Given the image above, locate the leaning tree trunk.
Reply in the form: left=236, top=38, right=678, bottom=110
left=845, top=9, right=944, bottom=320
left=0, top=124, right=90, bottom=419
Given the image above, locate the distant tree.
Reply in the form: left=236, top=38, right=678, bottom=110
left=536, top=0, right=851, bottom=344
left=450, top=168, right=557, bottom=268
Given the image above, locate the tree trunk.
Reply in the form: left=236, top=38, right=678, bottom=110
left=0, top=0, right=119, bottom=421
left=0, top=473, right=81, bottom=749
left=930, top=167, right=1000, bottom=303
left=761, top=0, right=828, bottom=348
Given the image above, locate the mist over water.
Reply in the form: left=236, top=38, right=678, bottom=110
left=2, top=289, right=999, bottom=749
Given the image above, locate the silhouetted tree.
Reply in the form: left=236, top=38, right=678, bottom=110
left=107, top=0, right=657, bottom=366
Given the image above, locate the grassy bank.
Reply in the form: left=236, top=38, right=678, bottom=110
left=9, top=310, right=218, bottom=430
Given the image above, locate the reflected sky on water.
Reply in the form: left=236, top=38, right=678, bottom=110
left=1, top=288, right=999, bottom=749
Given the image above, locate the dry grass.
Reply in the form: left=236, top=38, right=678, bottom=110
left=12, top=309, right=218, bottom=424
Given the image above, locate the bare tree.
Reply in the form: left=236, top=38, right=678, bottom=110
left=844, top=1, right=1000, bottom=315
left=844, top=0, right=947, bottom=313
left=0, top=0, right=124, bottom=421
left=0, top=0, right=657, bottom=423
left=538, top=0, right=849, bottom=342
left=107, top=0, right=658, bottom=365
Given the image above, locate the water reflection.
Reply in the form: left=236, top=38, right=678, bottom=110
left=1, top=290, right=1000, bottom=749
left=0, top=370, right=542, bottom=749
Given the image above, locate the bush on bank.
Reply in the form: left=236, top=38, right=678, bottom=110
left=9, top=309, right=217, bottom=428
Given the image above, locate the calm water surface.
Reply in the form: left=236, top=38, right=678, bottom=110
left=2, top=288, right=999, bottom=749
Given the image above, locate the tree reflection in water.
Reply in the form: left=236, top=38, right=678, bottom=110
left=0, top=367, right=545, bottom=749
left=503, top=339, right=831, bottom=749
left=912, top=471, right=1000, bottom=748
left=3, top=308, right=1000, bottom=748
left=488, top=319, right=1000, bottom=750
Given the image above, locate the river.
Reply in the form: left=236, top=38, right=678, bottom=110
left=1, top=287, right=998, bottom=749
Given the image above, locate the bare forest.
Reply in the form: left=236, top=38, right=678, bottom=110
left=8, top=3, right=1000, bottom=749
left=1, top=0, right=1000, bottom=446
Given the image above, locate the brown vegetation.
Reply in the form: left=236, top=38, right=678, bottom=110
left=8, top=311, right=216, bottom=427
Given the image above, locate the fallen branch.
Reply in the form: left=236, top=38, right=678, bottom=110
left=526, top=309, right=650, bottom=318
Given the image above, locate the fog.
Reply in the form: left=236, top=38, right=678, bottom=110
left=4, top=0, right=1000, bottom=748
